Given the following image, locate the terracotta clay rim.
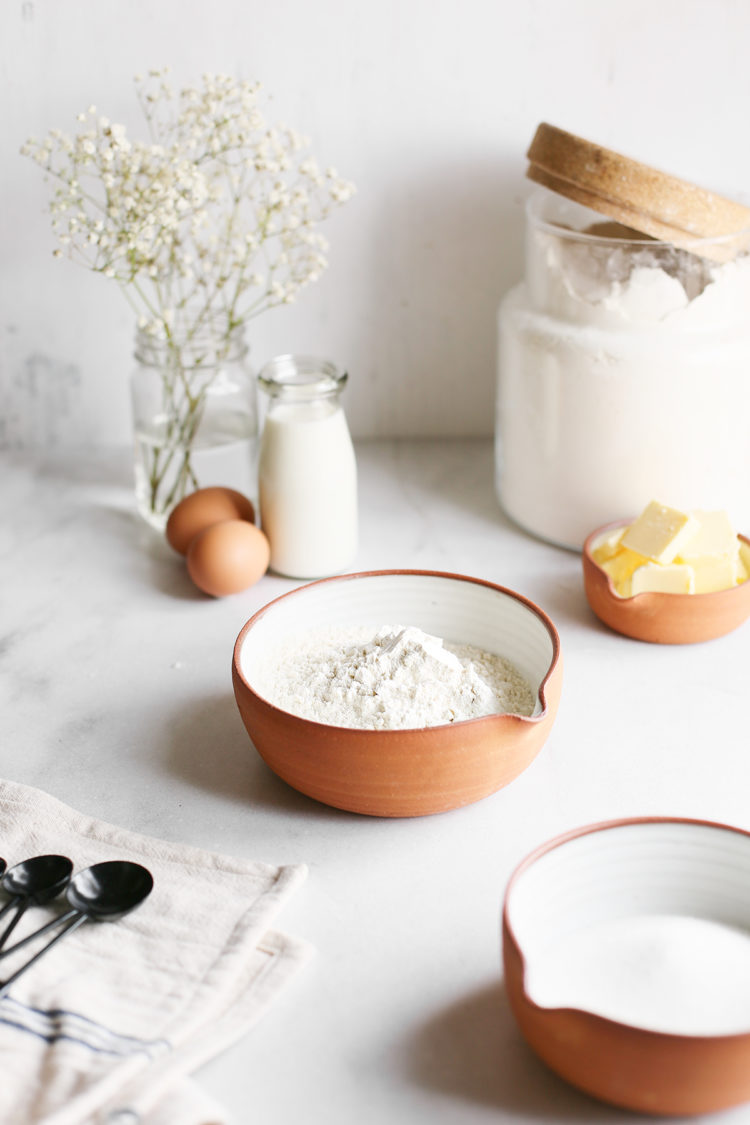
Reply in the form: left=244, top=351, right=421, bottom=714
left=583, top=521, right=750, bottom=604
left=232, top=568, right=562, bottom=734
left=502, top=815, right=750, bottom=1043
left=526, top=123, right=750, bottom=257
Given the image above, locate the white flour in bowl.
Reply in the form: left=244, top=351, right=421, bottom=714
left=257, top=624, right=535, bottom=729
left=526, top=913, right=750, bottom=1036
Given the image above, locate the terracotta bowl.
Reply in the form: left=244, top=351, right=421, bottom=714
left=582, top=520, right=750, bottom=643
left=232, top=569, right=562, bottom=817
left=503, top=818, right=750, bottom=1116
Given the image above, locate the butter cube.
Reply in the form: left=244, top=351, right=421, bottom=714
left=738, top=548, right=749, bottom=584
left=680, top=510, right=739, bottom=561
left=600, top=547, right=649, bottom=597
left=687, top=554, right=741, bottom=594
left=592, top=528, right=625, bottom=565
left=621, top=501, right=699, bottom=564
left=630, top=562, right=695, bottom=596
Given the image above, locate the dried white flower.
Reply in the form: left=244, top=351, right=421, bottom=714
left=22, top=68, right=356, bottom=523
left=22, top=68, right=355, bottom=341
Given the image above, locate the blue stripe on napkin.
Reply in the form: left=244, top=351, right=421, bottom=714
left=0, top=998, right=171, bottom=1059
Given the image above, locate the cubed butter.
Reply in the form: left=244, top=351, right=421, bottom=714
left=679, top=510, right=739, bottom=561
left=686, top=554, right=741, bottom=594
left=630, top=562, right=695, bottom=596
left=592, top=527, right=625, bottom=565
left=621, top=501, right=699, bottom=564
left=600, top=547, right=649, bottom=597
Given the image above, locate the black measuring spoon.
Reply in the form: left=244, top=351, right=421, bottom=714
left=0, top=855, right=73, bottom=951
left=0, top=860, right=154, bottom=999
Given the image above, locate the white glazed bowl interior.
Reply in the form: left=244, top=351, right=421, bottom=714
left=239, top=570, right=557, bottom=720
left=506, top=820, right=750, bottom=1035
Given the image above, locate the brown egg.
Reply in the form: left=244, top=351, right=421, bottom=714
left=186, top=519, right=270, bottom=597
left=166, top=487, right=256, bottom=555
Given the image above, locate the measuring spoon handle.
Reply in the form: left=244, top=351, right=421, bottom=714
left=0, top=913, right=87, bottom=999
left=0, top=907, right=78, bottom=961
left=0, top=899, right=28, bottom=952
left=0, top=896, right=20, bottom=924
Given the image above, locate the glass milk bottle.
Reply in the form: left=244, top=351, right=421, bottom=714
left=257, top=355, right=358, bottom=578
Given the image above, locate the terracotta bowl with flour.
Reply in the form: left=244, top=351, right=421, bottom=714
left=232, top=570, right=562, bottom=817
left=503, top=818, right=750, bottom=1115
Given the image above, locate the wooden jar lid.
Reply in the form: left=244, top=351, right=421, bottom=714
left=526, top=123, right=750, bottom=261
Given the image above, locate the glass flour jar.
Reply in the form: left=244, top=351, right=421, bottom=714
left=496, top=190, right=750, bottom=549
left=257, top=355, right=358, bottom=578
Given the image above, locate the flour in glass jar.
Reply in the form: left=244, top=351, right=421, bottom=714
left=258, top=624, right=535, bottom=729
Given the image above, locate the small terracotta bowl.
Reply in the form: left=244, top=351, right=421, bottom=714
left=232, top=569, right=562, bottom=817
left=582, top=520, right=750, bottom=643
left=503, top=818, right=750, bottom=1116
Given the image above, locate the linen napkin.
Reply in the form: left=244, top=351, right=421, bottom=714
left=0, top=778, right=312, bottom=1125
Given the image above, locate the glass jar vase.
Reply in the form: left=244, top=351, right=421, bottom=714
left=131, top=320, right=257, bottom=529
left=496, top=191, right=750, bottom=549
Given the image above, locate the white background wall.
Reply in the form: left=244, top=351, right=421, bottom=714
left=3, top=0, right=750, bottom=447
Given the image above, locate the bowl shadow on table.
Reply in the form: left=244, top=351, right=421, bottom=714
left=520, top=572, right=602, bottom=636
left=405, top=980, right=631, bottom=1121
left=161, top=693, right=364, bottom=823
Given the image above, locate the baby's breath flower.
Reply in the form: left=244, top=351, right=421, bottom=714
left=21, top=68, right=355, bottom=512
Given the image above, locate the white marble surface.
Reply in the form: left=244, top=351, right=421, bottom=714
left=4, top=438, right=750, bottom=1124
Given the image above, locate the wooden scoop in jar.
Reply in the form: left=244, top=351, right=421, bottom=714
left=526, top=122, right=750, bottom=262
